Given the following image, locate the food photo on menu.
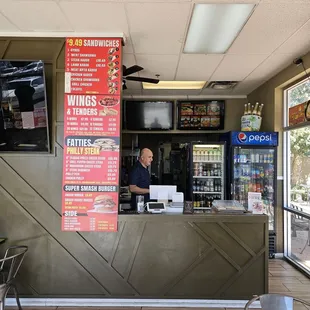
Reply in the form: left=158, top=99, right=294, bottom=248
left=65, top=136, right=120, bottom=152
left=88, top=194, right=117, bottom=213
left=90, top=137, right=119, bottom=152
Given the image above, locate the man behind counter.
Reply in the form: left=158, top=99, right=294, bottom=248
left=129, top=148, right=153, bottom=210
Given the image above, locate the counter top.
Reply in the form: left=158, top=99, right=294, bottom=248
left=118, top=212, right=268, bottom=222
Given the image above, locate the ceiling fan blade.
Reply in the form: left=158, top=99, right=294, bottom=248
left=126, top=76, right=159, bottom=84
left=123, top=65, right=143, bottom=76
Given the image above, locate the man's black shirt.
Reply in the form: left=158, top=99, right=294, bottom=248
left=129, top=161, right=151, bottom=209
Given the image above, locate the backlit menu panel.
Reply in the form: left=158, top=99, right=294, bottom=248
left=62, top=37, right=122, bottom=232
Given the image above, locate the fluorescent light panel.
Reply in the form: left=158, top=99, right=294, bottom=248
left=142, top=81, right=206, bottom=90
left=184, top=4, right=255, bottom=54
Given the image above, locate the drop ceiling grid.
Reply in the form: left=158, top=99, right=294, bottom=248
left=274, top=18, right=310, bottom=55
left=0, top=11, right=20, bottom=31
left=59, top=1, right=129, bottom=33
left=227, top=2, right=310, bottom=54
left=0, top=0, right=72, bottom=31
left=173, top=1, right=195, bottom=81
left=175, top=54, right=225, bottom=81
left=124, top=2, right=191, bottom=54
left=208, top=54, right=269, bottom=81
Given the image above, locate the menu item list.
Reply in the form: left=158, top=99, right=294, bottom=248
left=62, top=37, right=122, bottom=232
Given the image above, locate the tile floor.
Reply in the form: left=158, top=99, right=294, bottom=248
left=7, top=259, right=310, bottom=310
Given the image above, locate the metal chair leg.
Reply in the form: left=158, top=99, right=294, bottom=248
left=13, top=285, right=22, bottom=310
left=0, top=297, right=5, bottom=310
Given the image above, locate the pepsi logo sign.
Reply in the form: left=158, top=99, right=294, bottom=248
left=237, top=132, right=248, bottom=143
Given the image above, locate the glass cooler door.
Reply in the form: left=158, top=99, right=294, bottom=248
left=232, top=146, right=276, bottom=230
left=192, top=144, right=225, bottom=212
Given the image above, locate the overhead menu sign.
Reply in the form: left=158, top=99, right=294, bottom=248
left=62, top=37, right=122, bottom=232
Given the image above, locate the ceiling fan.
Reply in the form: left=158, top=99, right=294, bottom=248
left=122, top=65, right=159, bottom=90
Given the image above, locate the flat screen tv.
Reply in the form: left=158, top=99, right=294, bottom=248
left=124, top=101, right=173, bottom=130
left=177, top=100, right=225, bottom=130
left=0, top=60, right=50, bottom=152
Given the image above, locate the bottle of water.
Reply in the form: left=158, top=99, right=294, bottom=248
left=136, top=195, right=144, bottom=213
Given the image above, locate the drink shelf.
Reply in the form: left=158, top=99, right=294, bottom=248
left=193, top=207, right=211, bottom=210
left=234, top=162, right=274, bottom=165
left=193, top=176, right=222, bottom=179
left=193, top=191, right=222, bottom=194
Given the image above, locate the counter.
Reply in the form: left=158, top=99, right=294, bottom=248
left=8, top=213, right=268, bottom=299
left=113, top=213, right=268, bottom=299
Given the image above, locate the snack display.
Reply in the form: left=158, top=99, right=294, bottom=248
left=212, top=200, right=246, bottom=213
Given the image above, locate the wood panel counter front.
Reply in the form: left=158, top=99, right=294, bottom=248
left=113, top=213, right=268, bottom=299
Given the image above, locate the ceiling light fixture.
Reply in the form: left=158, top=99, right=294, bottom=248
left=142, top=81, right=206, bottom=90
left=184, top=3, right=255, bottom=54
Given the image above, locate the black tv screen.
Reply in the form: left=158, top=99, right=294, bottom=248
left=0, top=60, right=50, bottom=152
left=124, top=101, right=173, bottom=130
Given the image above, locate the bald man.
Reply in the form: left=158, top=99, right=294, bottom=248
left=129, top=148, right=153, bottom=210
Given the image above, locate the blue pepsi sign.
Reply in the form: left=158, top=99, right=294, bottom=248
left=231, top=131, right=278, bottom=146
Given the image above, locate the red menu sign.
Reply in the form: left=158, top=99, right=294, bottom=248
left=289, top=101, right=307, bottom=126
left=62, top=37, right=122, bottom=232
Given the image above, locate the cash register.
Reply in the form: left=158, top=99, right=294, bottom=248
left=148, top=185, right=183, bottom=214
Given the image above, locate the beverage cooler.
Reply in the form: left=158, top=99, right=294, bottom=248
left=226, top=131, right=278, bottom=231
left=187, top=142, right=226, bottom=212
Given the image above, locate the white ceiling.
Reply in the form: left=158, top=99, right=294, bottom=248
left=1, top=0, right=310, bottom=98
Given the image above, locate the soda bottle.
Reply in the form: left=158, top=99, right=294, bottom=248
left=257, top=103, right=264, bottom=116
left=244, top=103, right=248, bottom=116
left=255, top=153, right=260, bottom=163
left=247, top=102, right=252, bottom=114
left=252, top=102, right=259, bottom=115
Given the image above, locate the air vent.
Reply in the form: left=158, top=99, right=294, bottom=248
left=207, top=81, right=238, bottom=90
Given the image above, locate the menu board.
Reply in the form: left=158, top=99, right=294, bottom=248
left=62, top=37, right=122, bottom=232
left=178, top=100, right=225, bottom=130
left=289, top=101, right=309, bottom=126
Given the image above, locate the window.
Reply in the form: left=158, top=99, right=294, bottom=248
left=284, top=77, right=310, bottom=273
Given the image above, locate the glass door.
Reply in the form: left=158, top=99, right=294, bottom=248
left=192, top=144, right=225, bottom=212
left=232, top=146, right=276, bottom=230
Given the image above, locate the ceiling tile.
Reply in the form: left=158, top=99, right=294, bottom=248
left=228, top=3, right=310, bottom=54
left=261, top=0, right=310, bottom=3
left=123, top=53, right=136, bottom=68
left=125, top=2, right=191, bottom=54
left=123, top=36, right=134, bottom=54
left=0, top=13, right=19, bottom=31
left=176, top=54, right=224, bottom=80
left=59, top=1, right=128, bottom=33
left=142, top=89, right=201, bottom=96
left=232, top=79, right=265, bottom=95
left=247, top=53, right=294, bottom=81
left=210, top=54, right=268, bottom=81
left=193, top=0, right=259, bottom=3
left=1, top=1, right=72, bottom=31
left=59, top=0, right=191, bottom=2
left=135, top=54, right=179, bottom=80
left=276, top=20, right=310, bottom=55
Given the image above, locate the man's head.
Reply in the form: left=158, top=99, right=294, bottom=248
left=140, top=148, right=153, bottom=167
